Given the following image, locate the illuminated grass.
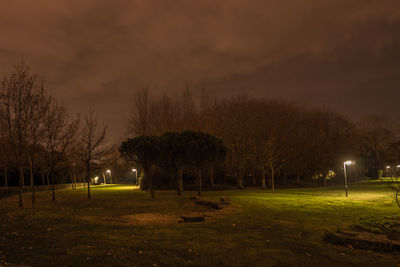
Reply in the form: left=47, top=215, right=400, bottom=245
left=0, top=181, right=399, bottom=266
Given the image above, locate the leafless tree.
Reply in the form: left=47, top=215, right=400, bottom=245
left=25, top=82, right=50, bottom=215
left=44, top=98, right=79, bottom=202
left=129, top=87, right=150, bottom=136
left=0, top=62, right=46, bottom=207
left=76, top=109, right=108, bottom=199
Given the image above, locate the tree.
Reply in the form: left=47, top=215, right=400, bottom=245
left=357, top=116, right=396, bottom=178
left=128, top=87, right=150, bottom=136
left=44, top=98, right=79, bottom=201
left=0, top=138, right=12, bottom=188
left=0, top=62, right=46, bottom=207
left=76, top=109, right=108, bottom=199
left=159, top=132, right=187, bottom=195
left=214, top=96, right=253, bottom=189
left=181, top=131, right=226, bottom=196
left=120, top=136, right=160, bottom=198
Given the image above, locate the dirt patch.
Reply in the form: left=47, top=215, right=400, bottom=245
left=324, top=230, right=400, bottom=252
left=80, top=204, right=239, bottom=226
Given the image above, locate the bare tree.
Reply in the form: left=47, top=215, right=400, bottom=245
left=77, top=109, right=108, bottom=199
left=357, top=115, right=396, bottom=178
left=25, top=82, right=50, bottom=214
left=0, top=62, right=45, bottom=207
left=0, top=138, right=12, bottom=188
left=129, top=87, right=149, bottom=136
left=44, top=98, right=79, bottom=201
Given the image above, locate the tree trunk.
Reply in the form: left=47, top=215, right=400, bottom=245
left=70, top=169, right=74, bottom=189
left=271, top=164, right=275, bottom=193
left=209, top=167, right=215, bottom=189
left=178, top=169, right=183, bottom=194
left=51, top=165, right=56, bottom=202
left=4, top=166, right=7, bottom=189
left=261, top=169, right=266, bottom=189
left=323, top=176, right=327, bottom=187
left=175, top=169, right=182, bottom=196
left=237, top=171, right=244, bottom=189
left=41, top=168, right=45, bottom=189
left=198, top=168, right=202, bottom=196
left=86, top=161, right=91, bottom=199
left=73, top=172, right=77, bottom=190
left=18, top=165, right=24, bottom=207
left=252, top=171, right=257, bottom=186
left=29, top=156, right=35, bottom=216
left=148, top=168, right=155, bottom=198
left=102, top=172, right=106, bottom=185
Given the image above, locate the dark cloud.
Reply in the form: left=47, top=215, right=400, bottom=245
left=0, top=0, right=399, bottom=141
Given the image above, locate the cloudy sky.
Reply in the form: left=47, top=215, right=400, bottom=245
left=0, top=0, right=399, bottom=141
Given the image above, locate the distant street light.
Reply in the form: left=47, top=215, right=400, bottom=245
left=386, top=165, right=391, bottom=177
left=106, top=169, right=112, bottom=184
left=132, top=169, right=138, bottom=186
left=343, top=160, right=352, bottom=197
left=397, top=165, right=400, bottom=178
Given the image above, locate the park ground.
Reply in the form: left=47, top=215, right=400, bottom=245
left=0, top=181, right=400, bottom=266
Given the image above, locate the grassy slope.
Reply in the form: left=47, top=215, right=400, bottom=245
left=0, top=181, right=399, bottom=266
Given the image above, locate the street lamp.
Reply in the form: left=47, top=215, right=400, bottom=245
left=106, top=169, right=112, bottom=184
left=386, top=165, right=391, bottom=177
left=397, top=165, right=400, bottom=178
left=343, top=160, right=352, bottom=197
left=132, top=169, right=138, bottom=186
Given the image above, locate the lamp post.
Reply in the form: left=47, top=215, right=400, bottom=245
left=132, top=169, right=138, bottom=186
left=343, top=160, right=352, bottom=197
left=106, top=169, right=112, bottom=184
left=397, top=165, right=400, bottom=178
left=386, top=165, right=391, bottom=177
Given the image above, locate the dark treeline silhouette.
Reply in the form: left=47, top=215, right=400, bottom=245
left=120, top=131, right=226, bottom=197
left=0, top=62, right=109, bottom=208
left=126, top=88, right=400, bottom=191
left=1, top=63, right=399, bottom=204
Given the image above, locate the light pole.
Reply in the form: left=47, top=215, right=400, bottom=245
left=132, top=169, right=138, bottom=186
left=106, top=169, right=112, bottom=184
left=397, top=165, right=400, bottom=178
left=343, top=160, right=352, bottom=197
left=386, top=165, right=391, bottom=177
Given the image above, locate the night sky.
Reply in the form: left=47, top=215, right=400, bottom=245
left=1, top=0, right=399, bottom=142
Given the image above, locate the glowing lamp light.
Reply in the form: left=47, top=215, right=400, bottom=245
left=343, top=160, right=354, bottom=197
left=106, top=169, right=111, bottom=174
left=132, top=169, right=137, bottom=172
left=386, top=166, right=391, bottom=169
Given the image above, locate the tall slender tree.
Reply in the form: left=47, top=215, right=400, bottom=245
left=0, top=62, right=45, bottom=207
left=76, top=109, right=108, bottom=199
left=44, top=98, right=79, bottom=201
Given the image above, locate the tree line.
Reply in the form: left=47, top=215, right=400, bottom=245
left=120, top=131, right=226, bottom=197
left=126, top=88, right=400, bottom=191
left=2, top=63, right=399, bottom=205
left=0, top=62, right=109, bottom=211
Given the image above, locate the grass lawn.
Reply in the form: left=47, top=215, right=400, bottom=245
left=1, top=181, right=400, bottom=266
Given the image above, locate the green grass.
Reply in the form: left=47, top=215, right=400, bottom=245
left=1, top=181, right=400, bottom=266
